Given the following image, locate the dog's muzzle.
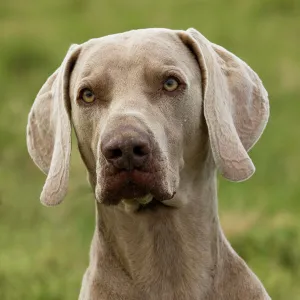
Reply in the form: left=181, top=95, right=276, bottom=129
left=96, top=120, right=175, bottom=206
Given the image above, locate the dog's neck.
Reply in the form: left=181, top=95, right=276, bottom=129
left=89, top=156, right=227, bottom=298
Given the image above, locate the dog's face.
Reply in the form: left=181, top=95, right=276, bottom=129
left=27, top=28, right=269, bottom=208
left=70, top=30, right=203, bottom=206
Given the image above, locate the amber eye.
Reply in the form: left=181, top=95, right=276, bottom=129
left=81, top=89, right=95, bottom=103
left=163, top=77, right=179, bottom=92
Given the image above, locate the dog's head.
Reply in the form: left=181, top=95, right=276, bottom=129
left=27, top=28, right=269, bottom=209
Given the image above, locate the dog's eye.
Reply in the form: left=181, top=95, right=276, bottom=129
left=163, top=77, right=179, bottom=92
left=81, top=89, right=95, bottom=103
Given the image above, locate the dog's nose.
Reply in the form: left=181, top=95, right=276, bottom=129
left=101, top=132, right=151, bottom=170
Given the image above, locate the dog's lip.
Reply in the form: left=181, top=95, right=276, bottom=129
left=115, top=169, right=154, bottom=185
left=97, top=168, right=176, bottom=205
left=97, top=169, right=156, bottom=204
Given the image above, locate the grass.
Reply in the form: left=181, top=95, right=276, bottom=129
left=0, top=0, right=299, bottom=299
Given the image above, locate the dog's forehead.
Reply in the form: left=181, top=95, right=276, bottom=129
left=78, top=29, right=189, bottom=75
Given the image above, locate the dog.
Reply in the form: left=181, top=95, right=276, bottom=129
left=27, top=28, right=270, bottom=299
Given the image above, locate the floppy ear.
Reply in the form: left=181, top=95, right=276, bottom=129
left=178, top=28, right=269, bottom=181
left=27, top=44, right=81, bottom=206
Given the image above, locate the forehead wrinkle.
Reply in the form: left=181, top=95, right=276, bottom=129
left=82, top=31, right=187, bottom=71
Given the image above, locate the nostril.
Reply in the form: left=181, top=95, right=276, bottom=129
left=107, top=148, right=122, bottom=160
left=133, top=145, right=149, bottom=157
left=102, top=134, right=151, bottom=169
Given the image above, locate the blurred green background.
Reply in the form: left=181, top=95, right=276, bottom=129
left=0, top=0, right=299, bottom=299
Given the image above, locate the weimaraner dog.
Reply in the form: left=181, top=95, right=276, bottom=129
left=27, top=28, right=270, bottom=299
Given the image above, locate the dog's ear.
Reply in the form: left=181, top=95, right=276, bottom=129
left=178, top=28, right=269, bottom=181
left=27, top=44, right=81, bottom=206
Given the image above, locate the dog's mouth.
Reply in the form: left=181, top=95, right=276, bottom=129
left=97, top=169, right=176, bottom=206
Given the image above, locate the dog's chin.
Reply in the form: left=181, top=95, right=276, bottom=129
left=123, top=196, right=172, bottom=213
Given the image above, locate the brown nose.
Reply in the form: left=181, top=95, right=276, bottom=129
left=101, top=130, right=151, bottom=170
